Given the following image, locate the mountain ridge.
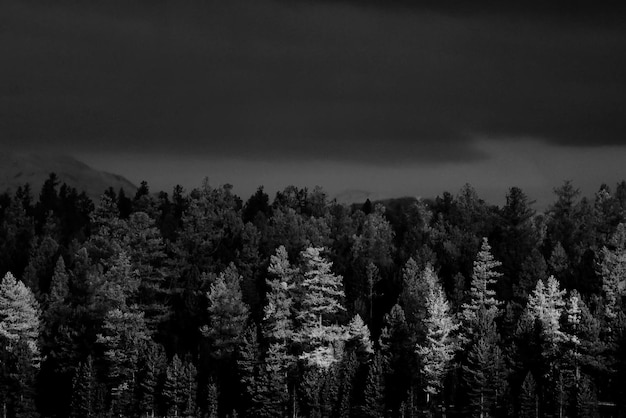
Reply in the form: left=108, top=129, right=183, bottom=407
left=0, top=152, right=137, bottom=199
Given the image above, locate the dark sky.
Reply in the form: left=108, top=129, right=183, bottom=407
left=2, top=0, right=626, bottom=204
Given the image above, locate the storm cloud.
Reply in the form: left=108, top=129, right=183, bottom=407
left=2, top=0, right=626, bottom=165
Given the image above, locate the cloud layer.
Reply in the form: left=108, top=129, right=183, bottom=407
left=2, top=0, right=626, bottom=164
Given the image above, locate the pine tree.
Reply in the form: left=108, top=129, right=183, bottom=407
left=379, top=304, right=415, bottom=415
left=519, top=372, right=539, bottom=418
left=0, top=272, right=40, bottom=358
left=600, top=223, right=626, bottom=320
left=575, top=374, right=598, bottom=418
left=462, top=308, right=507, bottom=417
left=296, top=247, right=347, bottom=369
left=346, top=314, right=373, bottom=357
left=264, top=246, right=296, bottom=345
left=181, top=359, right=198, bottom=417
left=47, top=256, right=69, bottom=310
left=416, top=279, right=459, bottom=405
left=137, top=340, right=167, bottom=418
left=237, top=325, right=262, bottom=416
left=22, top=234, right=59, bottom=296
left=202, top=264, right=249, bottom=360
left=461, top=237, right=503, bottom=333
left=350, top=204, right=394, bottom=319
left=399, top=258, right=431, bottom=341
left=525, top=276, right=567, bottom=415
left=70, top=356, right=95, bottom=418
left=298, top=367, right=324, bottom=418
left=9, top=338, right=39, bottom=418
left=337, top=351, right=358, bottom=418
left=527, top=276, right=566, bottom=350
left=358, top=352, right=385, bottom=418
left=205, top=378, right=219, bottom=418
left=96, top=308, right=149, bottom=416
left=124, top=211, right=171, bottom=333
left=261, top=246, right=296, bottom=416
left=163, top=354, right=184, bottom=417
left=318, top=365, right=339, bottom=418
left=259, top=343, right=290, bottom=417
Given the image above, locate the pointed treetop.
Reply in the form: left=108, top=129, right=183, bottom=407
left=461, top=237, right=503, bottom=327
left=0, top=272, right=41, bottom=357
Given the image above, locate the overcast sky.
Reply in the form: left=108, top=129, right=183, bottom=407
left=2, top=0, right=626, bottom=205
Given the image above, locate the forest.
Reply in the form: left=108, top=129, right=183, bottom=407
left=0, top=173, right=625, bottom=418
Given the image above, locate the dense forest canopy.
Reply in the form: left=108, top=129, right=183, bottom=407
left=1, top=173, right=626, bottom=417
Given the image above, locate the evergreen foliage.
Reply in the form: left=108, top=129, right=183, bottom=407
left=461, top=237, right=503, bottom=332
left=1, top=177, right=626, bottom=417
left=416, top=274, right=459, bottom=404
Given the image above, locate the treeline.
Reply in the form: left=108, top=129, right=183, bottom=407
left=1, top=173, right=626, bottom=417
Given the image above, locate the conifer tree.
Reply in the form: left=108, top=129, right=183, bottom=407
left=203, top=264, right=249, bottom=359
left=527, top=276, right=566, bottom=350
left=42, top=256, right=73, bottom=365
left=346, top=314, right=373, bottom=357
left=163, top=354, right=184, bottom=417
left=9, top=338, right=39, bottom=418
left=296, top=247, right=347, bottom=368
left=70, top=356, right=96, bottom=418
left=47, top=256, right=69, bottom=311
left=525, top=276, right=567, bottom=415
left=181, top=359, right=198, bottom=417
left=358, top=352, right=385, bottom=418
left=259, top=343, right=290, bottom=417
left=575, top=374, right=598, bottom=418
left=519, top=372, right=539, bottom=418
left=137, top=340, right=167, bottom=418
left=599, top=223, right=626, bottom=320
left=336, top=351, right=358, bottom=418
left=416, top=278, right=459, bottom=405
left=124, top=211, right=171, bottom=332
left=318, top=365, right=340, bottom=418
left=22, top=234, right=59, bottom=296
left=237, top=325, right=262, bottom=416
left=96, top=308, right=149, bottom=416
left=379, top=304, right=415, bottom=415
left=264, top=245, right=296, bottom=346
left=205, top=378, right=219, bottom=418
left=462, top=308, right=507, bottom=417
left=399, top=258, right=431, bottom=340
left=0, top=272, right=40, bottom=357
left=461, top=237, right=502, bottom=333
left=299, top=367, right=323, bottom=418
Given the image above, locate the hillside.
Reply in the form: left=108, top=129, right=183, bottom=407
left=0, top=152, right=137, bottom=198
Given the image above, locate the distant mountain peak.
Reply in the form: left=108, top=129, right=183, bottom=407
left=0, top=151, right=137, bottom=199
